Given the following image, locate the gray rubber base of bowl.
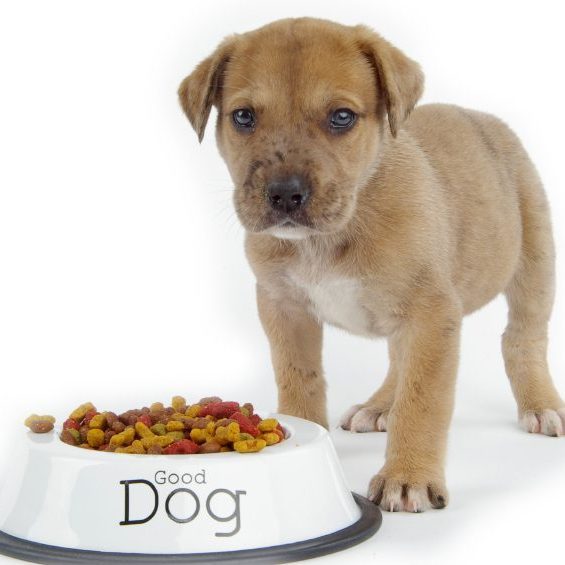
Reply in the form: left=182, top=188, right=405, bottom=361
left=0, top=493, right=381, bottom=564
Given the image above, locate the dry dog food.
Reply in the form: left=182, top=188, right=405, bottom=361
left=24, top=396, right=285, bottom=455
left=24, top=414, right=55, bottom=434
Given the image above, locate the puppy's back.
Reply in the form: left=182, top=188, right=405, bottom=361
left=403, top=103, right=530, bottom=311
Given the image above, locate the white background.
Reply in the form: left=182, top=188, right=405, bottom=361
left=1, top=1, right=564, bottom=563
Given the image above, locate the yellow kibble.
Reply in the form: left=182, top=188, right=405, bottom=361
left=214, top=422, right=240, bottom=445
left=258, top=418, right=278, bottom=433
left=171, top=412, right=187, bottom=421
left=140, top=435, right=174, bottom=449
left=190, top=428, right=214, bottom=444
left=171, top=396, right=186, bottom=412
left=149, top=402, right=164, bottom=413
left=88, top=414, right=106, bottom=429
left=69, top=402, right=96, bottom=421
left=166, top=420, right=185, bottom=432
left=24, top=414, right=56, bottom=426
left=130, top=440, right=146, bottom=454
left=185, top=404, right=201, bottom=418
left=240, top=407, right=250, bottom=417
left=227, top=422, right=240, bottom=441
left=259, top=432, right=280, bottom=446
left=233, top=439, right=267, bottom=453
left=166, top=431, right=185, bottom=442
left=86, top=428, right=105, bottom=448
left=238, top=433, right=254, bottom=441
left=123, top=426, right=135, bottom=444
left=110, top=426, right=135, bottom=447
left=135, top=422, right=154, bottom=438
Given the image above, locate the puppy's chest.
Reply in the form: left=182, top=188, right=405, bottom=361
left=286, top=266, right=388, bottom=337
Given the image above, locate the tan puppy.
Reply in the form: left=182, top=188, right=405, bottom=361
left=178, top=18, right=564, bottom=512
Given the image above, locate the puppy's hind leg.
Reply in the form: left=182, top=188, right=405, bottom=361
left=502, top=178, right=565, bottom=436
left=340, top=341, right=399, bottom=432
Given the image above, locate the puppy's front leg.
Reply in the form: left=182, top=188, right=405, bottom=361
left=369, top=295, right=462, bottom=512
left=256, top=284, right=328, bottom=428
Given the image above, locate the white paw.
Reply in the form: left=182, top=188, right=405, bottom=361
left=339, top=404, right=363, bottom=429
left=339, top=404, right=389, bottom=432
left=520, top=408, right=565, bottom=437
left=368, top=471, right=447, bottom=512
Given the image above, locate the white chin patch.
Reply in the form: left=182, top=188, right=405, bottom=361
left=266, top=225, right=310, bottom=240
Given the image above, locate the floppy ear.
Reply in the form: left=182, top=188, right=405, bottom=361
left=355, top=26, right=424, bottom=137
left=178, top=35, right=238, bottom=142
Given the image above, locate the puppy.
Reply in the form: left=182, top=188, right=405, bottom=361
left=178, top=18, right=564, bottom=512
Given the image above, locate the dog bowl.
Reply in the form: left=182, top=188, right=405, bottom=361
left=0, top=414, right=381, bottom=563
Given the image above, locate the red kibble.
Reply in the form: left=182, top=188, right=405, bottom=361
left=63, top=418, right=80, bottom=431
left=230, top=412, right=260, bottom=437
left=199, top=401, right=240, bottom=419
left=82, top=410, right=98, bottom=426
left=249, top=414, right=261, bottom=426
left=137, top=414, right=152, bottom=428
left=163, top=439, right=199, bottom=455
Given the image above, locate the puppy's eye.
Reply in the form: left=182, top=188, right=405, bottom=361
left=329, top=108, right=356, bottom=130
left=232, top=108, right=255, bottom=130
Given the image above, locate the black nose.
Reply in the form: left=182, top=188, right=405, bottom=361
left=267, top=175, right=310, bottom=213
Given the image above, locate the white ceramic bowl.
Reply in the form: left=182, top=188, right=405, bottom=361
left=0, top=414, right=380, bottom=563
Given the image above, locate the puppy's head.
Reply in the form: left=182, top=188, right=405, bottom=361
left=178, top=18, right=423, bottom=239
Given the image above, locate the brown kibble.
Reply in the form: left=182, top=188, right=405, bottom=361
left=28, top=420, right=54, bottom=434
left=198, top=441, right=222, bottom=454
left=111, top=421, right=126, bottom=433
left=199, top=396, right=222, bottom=405
left=60, top=429, right=79, bottom=445
left=105, top=412, right=119, bottom=428
left=215, top=418, right=235, bottom=428
left=192, top=418, right=211, bottom=429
